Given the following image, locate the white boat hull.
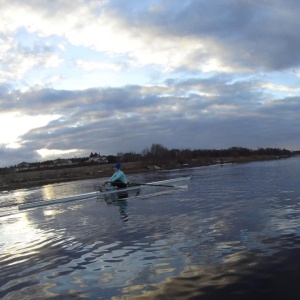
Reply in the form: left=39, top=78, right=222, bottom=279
left=18, top=175, right=191, bottom=210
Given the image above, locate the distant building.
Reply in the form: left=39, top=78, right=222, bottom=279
left=16, top=162, right=40, bottom=172
left=53, top=159, right=73, bottom=166
left=16, top=162, right=30, bottom=171
left=89, top=152, right=108, bottom=163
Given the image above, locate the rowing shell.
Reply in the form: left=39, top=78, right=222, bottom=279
left=18, top=175, right=191, bottom=210
left=18, top=186, right=141, bottom=210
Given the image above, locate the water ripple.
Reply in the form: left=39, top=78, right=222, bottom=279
left=1, top=158, right=300, bottom=298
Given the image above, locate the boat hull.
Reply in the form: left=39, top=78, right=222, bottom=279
left=18, top=175, right=191, bottom=210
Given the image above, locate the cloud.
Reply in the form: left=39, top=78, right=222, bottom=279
left=0, top=76, right=295, bottom=164
left=0, top=0, right=300, bottom=167
left=1, top=0, right=298, bottom=76
left=0, top=35, right=63, bottom=86
left=2, top=0, right=300, bottom=85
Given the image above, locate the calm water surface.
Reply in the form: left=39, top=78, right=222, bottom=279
left=1, top=157, right=300, bottom=299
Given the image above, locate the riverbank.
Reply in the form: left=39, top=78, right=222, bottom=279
left=0, top=155, right=288, bottom=192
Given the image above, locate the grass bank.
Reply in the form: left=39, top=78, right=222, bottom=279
left=0, top=155, right=286, bottom=192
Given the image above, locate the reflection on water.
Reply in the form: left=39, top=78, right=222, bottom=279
left=42, top=184, right=58, bottom=201
left=131, top=235, right=300, bottom=300
left=1, top=158, right=300, bottom=299
left=104, top=197, right=129, bottom=222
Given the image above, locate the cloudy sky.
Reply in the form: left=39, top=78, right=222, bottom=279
left=1, top=0, right=300, bottom=167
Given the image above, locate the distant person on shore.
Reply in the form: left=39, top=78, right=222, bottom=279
left=105, top=162, right=128, bottom=189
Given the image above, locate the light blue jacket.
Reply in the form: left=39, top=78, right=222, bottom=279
left=108, top=170, right=127, bottom=184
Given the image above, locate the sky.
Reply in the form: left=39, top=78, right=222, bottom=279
left=1, top=0, right=300, bottom=167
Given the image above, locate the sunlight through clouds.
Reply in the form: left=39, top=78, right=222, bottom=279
left=36, top=148, right=79, bottom=158
left=0, top=113, right=61, bottom=148
left=76, top=60, right=124, bottom=72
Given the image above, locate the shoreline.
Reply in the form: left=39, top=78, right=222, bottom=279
left=0, top=155, right=290, bottom=192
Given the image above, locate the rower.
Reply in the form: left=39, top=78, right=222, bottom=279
left=105, top=162, right=128, bottom=189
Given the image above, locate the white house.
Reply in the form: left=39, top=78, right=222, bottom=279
left=89, top=153, right=108, bottom=163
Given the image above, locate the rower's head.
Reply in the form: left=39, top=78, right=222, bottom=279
left=114, top=162, right=121, bottom=170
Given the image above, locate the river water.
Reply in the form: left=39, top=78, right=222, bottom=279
left=1, top=157, right=300, bottom=299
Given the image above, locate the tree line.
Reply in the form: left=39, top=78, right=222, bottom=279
left=0, top=144, right=297, bottom=175
left=119, top=144, right=294, bottom=163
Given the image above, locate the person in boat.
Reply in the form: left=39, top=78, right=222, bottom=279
left=105, top=162, right=128, bottom=189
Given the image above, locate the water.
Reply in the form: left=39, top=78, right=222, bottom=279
left=1, top=157, right=300, bottom=299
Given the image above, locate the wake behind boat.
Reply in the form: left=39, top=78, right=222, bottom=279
left=18, top=175, right=192, bottom=210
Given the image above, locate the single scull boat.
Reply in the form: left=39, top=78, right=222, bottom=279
left=18, top=175, right=191, bottom=210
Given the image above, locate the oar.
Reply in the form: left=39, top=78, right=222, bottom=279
left=129, top=182, right=187, bottom=188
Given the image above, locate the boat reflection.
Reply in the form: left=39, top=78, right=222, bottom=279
left=104, top=195, right=129, bottom=222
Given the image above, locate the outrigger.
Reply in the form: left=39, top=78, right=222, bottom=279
left=18, top=175, right=191, bottom=210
